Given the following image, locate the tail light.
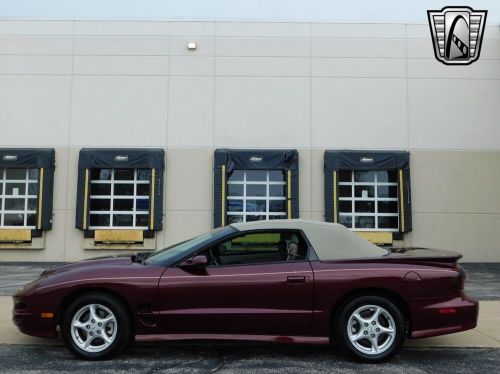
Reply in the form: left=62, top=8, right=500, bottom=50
left=453, top=264, right=466, bottom=289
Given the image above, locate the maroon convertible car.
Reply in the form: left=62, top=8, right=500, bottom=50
left=13, top=220, right=478, bottom=362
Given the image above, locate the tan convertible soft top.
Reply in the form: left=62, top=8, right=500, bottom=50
left=230, top=219, right=387, bottom=260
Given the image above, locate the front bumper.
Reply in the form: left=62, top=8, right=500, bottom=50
left=12, top=295, right=57, bottom=339
left=409, top=294, right=479, bottom=339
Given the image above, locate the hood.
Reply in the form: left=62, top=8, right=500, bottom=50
left=41, top=255, right=133, bottom=277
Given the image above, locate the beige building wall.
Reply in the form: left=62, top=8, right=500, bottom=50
left=0, top=20, right=499, bottom=262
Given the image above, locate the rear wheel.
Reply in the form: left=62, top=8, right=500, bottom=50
left=62, top=292, right=131, bottom=360
left=336, top=295, right=405, bottom=363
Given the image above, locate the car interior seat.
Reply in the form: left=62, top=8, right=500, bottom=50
left=286, top=241, right=300, bottom=261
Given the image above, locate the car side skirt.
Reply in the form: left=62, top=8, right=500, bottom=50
left=135, top=333, right=330, bottom=345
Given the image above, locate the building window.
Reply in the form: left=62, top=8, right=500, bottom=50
left=338, top=170, right=399, bottom=231
left=0, top=168, right=39, bottom=228
left=226, top=169, right=287, bottom=223
left=89, top=168, right=150, bottom=229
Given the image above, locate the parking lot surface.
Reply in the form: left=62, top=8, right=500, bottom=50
left=0, top=344, right=498, bottom=374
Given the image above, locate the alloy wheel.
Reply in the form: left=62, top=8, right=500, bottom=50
left=70, top=303, right=117, bottom=353
left=346, top=304, right=396, bottom=355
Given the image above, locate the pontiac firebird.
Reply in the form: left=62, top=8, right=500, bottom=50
left=13, top=220, right=478, bottom=362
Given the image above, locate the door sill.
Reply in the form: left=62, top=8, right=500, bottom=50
left=135, top=333, right=329, bottom=345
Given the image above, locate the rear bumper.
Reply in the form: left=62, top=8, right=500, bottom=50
left=409, top=294, right=479, bottom=339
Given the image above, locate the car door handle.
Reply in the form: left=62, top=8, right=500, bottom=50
left=287, top=276, right=307, bottom=284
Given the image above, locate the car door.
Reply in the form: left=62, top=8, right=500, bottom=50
left=157, top=230, right=314, bottom=336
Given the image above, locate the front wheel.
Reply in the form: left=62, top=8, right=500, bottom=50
left=62, top=292, right=131, bottom=360
left=336, top=295, right=405, bottom=363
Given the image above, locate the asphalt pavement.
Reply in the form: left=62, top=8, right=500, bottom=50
left=0, top=344, right=498, bottom=374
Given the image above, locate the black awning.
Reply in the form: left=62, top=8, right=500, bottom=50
left=78, top=148, right=165, bottom=169
left=324, top=150, right=410, bottom=171
left=215, top=149, right=298, bottom=174
left=0, top=148, right=55, bottom=168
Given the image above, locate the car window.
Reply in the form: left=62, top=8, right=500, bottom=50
left=146, top=226, right=233, bottom=265
left=205, top=230, right=308, bottom=266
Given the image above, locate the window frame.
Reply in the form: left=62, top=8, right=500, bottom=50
left=0, top=168, right=39, bottom=228
left=338, top=170, right=399, bottom=232
left=178, top=229, right=314, bottom=269
left=226, top=169, right=287, bottom=223
left=88, top=168, right=150, bottom=230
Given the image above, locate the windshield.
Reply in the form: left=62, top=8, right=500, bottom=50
left=145, top=226, right=233, bottom=265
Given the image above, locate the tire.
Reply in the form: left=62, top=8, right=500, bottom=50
left=61, top=292, right=131, bottom=360
left=335, top=295, right=405, bottom=363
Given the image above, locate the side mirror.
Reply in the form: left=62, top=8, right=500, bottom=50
left=179, top=255, right=208, bottom=269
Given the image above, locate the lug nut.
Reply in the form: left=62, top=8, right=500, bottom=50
left=364, top=323, right=368, bottom=327
left=371, top=334, right=375, bottom=338
left=372, top=321, right=376, bottom=325
left=363, top=331, right=368, bottom=335
left=97, top=330, right=101, bottom=334
left=89, top=332, right=94, bottom=336
left=98, top=322, right=102, bottom=327
left=91, top=319, right=95, bottom=323
left=86, top=325, right=90, bottom=329
left=376, top=328, right=380, bottom=332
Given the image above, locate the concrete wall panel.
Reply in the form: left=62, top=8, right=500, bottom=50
left=164, top=148, right=213, bottom=212
left=312, top=57, right=406, bottom=78
left=0, top=36, right=73, bottom=55
left=171, top=22, right=215, bottom=36
left=312, top=23, right=405, bottom=38
left=74, top=36, right=170, bottom=55
left=411, top=213, right=500, bottom=262
left=167, top=77, right=214, bottom=147
left=74, top=21, right=170, bottom=36
left=312, top=77, right=407, bottom=149
left=0, top=75, right=71, bottom=147
left=0, top=55, right=72, bottom=75
left=216, top=22, right=309, bottom=37
left=70, top=76, right=168, bottom=147
left=73, top=56, right=170, bottom=75
left=312, top=38, right=405, bottom=58
left=216, top=57, right=309, bottom=77
left=408, top=79, right=500, bottom=150
left=216, top=37, right=310, bottom=57
left=169, top=56, right=214, bottom=76
left=214, top=77, right=311, bottom=148
left=411, top=151, right=500, bottom=214
left=0, top=20, right=73, bottom=35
